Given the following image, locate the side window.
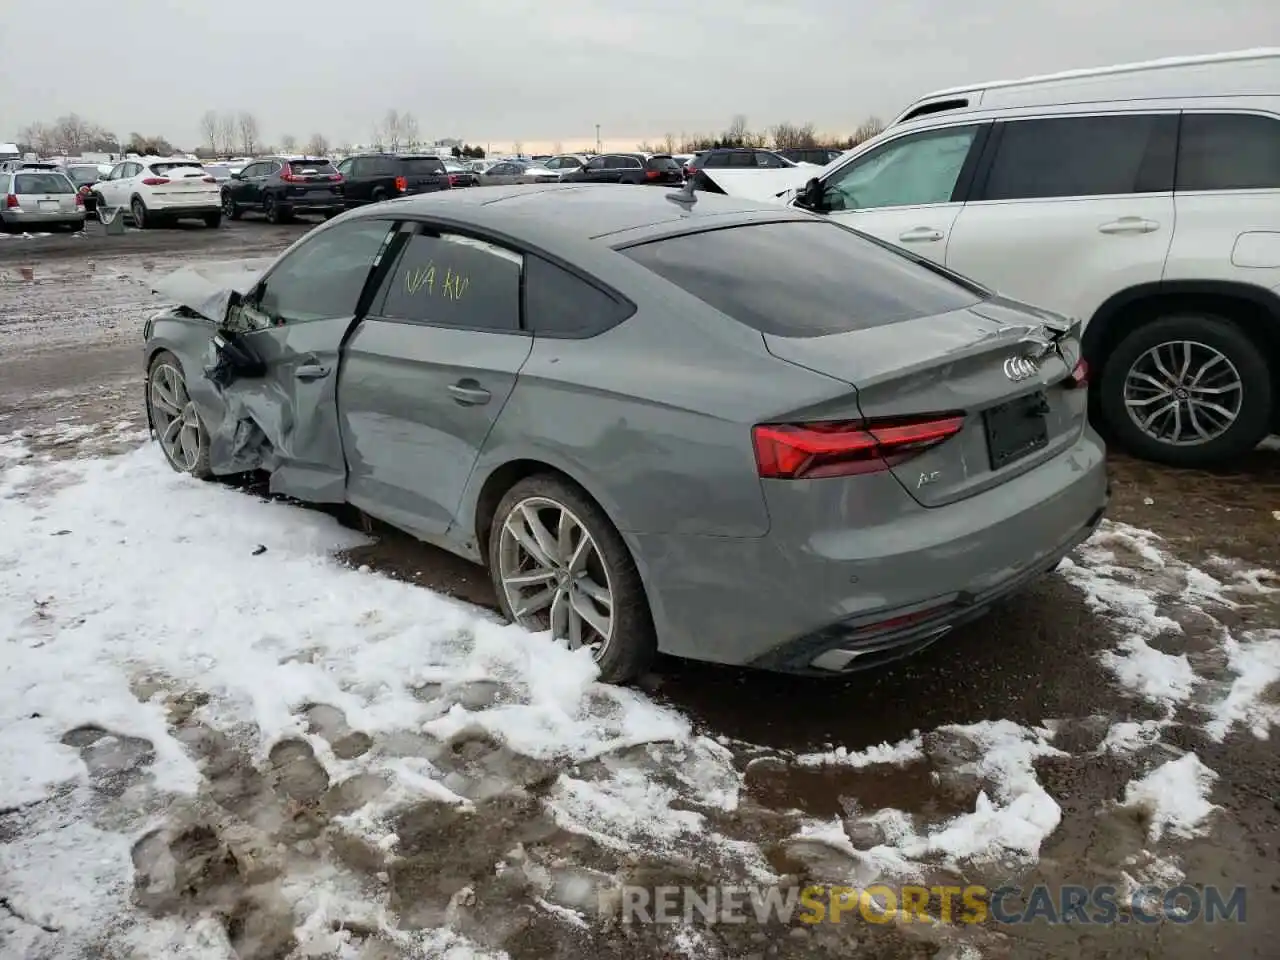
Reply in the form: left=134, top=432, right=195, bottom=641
left=702, top=153, right=728, bottom=168
left=106, top=164, right=123, bottom=180
left=1177, top=113, right=1280, bottom=191
left=980, top=114, right=1174, bottom=201
left=756, top=152, right=786, bottom=168
left=524, top=255, right=634, bottom=338
left=378, top=229, right=523, bottom=332
left=255, top=220, right=394, bottom=324
left=603, top=156, right=624, bottom=169
left=240, top=163, right=260, bottom=178
left=625, top=157, right=643, bottom=169
left=824, top=125, right=980, bottom=211
left=336, top=158, right=353, bottom=176
left=585, top=156, right=606, bottom=171
left=266, top=161, right=283, bottom=176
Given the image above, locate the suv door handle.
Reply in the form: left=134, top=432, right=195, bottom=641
left=295, top=363, right=330, bottom=381
left=1098, top=217, right=1160, bottom=235
left=448, top=381, right=491, bottom=405
left=899, top=227, right=944, bottom=243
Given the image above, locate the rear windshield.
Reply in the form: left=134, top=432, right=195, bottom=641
left=399, top=157, right=445, bottom=175
left=65, top=166, right=101, bottom=184
left=150, top=162, right=207, bottom=177
left=647, top=155, right=680, bottom=170
left=621, top=221, right=983, bottom=337
left=13, top=173, right=74, bottom=194
left=288, top=160, right=337, bottom=175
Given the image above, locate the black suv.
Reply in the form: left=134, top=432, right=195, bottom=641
left=567, top=153, right=684, bottom=185
left=335, top=153, right=453, bottom=206
left=689, top=148, right=795, bottom=173
left=221, top=156, right=345, bottom=223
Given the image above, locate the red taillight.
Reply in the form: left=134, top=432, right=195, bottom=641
left=202, top=176, right=216, bottom=183
left=329, top=173, right=343, bottom=183
left=141, top=177, right=169, bottom=185
left=394, top=176, right=407, bottom=192
left=4, top=194, right=17, bottom=209
left=448, top=174, right=458, bottom=186
left=645, top=169, right=661, bottom=180
left=752, top=415, right=965, bottom=480
left=1065, top=359, right=1089, bottom=389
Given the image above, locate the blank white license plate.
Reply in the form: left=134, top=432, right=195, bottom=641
left=38, top=200, right=59, bottom=211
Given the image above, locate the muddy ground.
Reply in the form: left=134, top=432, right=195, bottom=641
left=2, top=224, right=1278, bottom=959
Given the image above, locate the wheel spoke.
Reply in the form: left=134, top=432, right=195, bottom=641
left=566, top=602, right=585, bottom=649
left=519, top=503, right=560, bottom=565
left=161, top=415, right=184, bottom=449
left=571, top=592, right=611, bottom=638
left=549, top=589, right=570, bottom=638
left=505, top=513, right=552, bottom=568
left=514, top=586, right=556, bottom=618
left=1124, top=340, right=1243, bottom=446
left=576, top=576, right=611, bottom=607
left=503, top=568, right=557, bottom=589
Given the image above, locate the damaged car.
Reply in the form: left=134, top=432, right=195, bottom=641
left=144, top=184, right=1108, bottom=683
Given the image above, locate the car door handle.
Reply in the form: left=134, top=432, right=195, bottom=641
left=1098, top=217, right=1160, bottom=235
left=899, top=227, right=945, bottom=243
left=295, top=363, right=330, bottom=381
left=448, top=381, right=491, bottom=405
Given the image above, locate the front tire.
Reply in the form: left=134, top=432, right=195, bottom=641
left=265, top=195, right=282, bottom=224
left=1099, top=314, right=1273, bottom=467
left=488, top=474, right=655, bottom=684
left=147, top=351, right=212, bottom=479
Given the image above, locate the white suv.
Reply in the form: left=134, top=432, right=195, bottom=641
left=92, top=156, right=222, bottom=229
left=780, top=50, right=1280, bottom=468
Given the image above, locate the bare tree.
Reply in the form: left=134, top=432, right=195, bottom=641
left=216, top=113, right=237, bottom=155
left=382, top=110, right=402, bottom=152
left=551, top=141, right=563, bottom=155
left=400, top=113, right=419, bottom=151
left=662, top=132, right=676, bottom=154
left=512, top=141, right=523, bottom=157
left=237, top=111, right=260, bottom=155
left=771, top=121, right=817, bottom=150
left=20, top=122, right=56, bottom=155
left=305, top=133, right=330, bottom=156
left=725, top=114, right=750, bottom=145
left=280, top=133, right=298, bottom=153
left=200, top=110, right=219, bottom=154
left=849, top=116, right=885, bottom=147
left=338, top=141, right=354, bottom=157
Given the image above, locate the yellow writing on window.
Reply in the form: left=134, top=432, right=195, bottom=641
left=405, top=260, right=470, bottom=301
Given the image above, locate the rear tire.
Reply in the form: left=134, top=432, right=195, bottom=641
left=265, top=195, right=282, bottom=224
left=203, top=212, right=222, bottom=229
left=130, top=197, right=149, bottom=229
left=222, top=190, right=241, bottom=220
left=487, top=474, right=656, bottom=684
left=1098, top=313, right=1273, bottom=468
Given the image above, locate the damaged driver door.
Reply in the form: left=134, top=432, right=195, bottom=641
left=215, top=218, right=397, bottom=502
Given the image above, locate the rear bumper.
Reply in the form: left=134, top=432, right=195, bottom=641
left=627, top=424, right=1110, bottom=672
left=278, top=197, right=344, bottom=212
left=1, top=209, right=85, bottom=225
left=148, top=199, right=220, bottom=216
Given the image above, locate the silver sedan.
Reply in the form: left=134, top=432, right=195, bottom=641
left=478, top=160, right=561, bottom=186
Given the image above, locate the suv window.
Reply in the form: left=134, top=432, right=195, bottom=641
left=379, top=230, right=523, bottom=331
left=1177, top=112, right=1280, bottom=191
left=622, top=221, right=982, bottom=338
left=981, top=114, right=1174, bottom=200
left=755, top=151, right=787, bottom=168
left=646, top=156, right=680, bottom=171
left=255, top=220, right=393, bottom=323
left=523, top=256, right=634, bottom=337
left=399, top=157, right=446, bottom=175
left=824, top=125, right=980, bottom=211
left=585, top=157, right=606, bottom=171
left=287, top=159, right=337, bottom=176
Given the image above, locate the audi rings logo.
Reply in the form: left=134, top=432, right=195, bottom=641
left=1003, top=355, right=1039, bottom=382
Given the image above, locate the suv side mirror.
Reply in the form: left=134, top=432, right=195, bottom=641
left=795, top=177, right=828, bottom=212
left=230, top=172, right=243, bottom=180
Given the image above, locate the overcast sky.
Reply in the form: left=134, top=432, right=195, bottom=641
left=2, top=0, right=1276, bottom=153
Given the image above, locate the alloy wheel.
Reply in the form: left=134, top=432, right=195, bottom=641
left=497, top=496, right=614, bottom=657
left=1123, top=339, right=1244, bottom=446
left=131, top=199, right=146, bottom=228
left=222, top=193, right=235, bottom=217
left=149, top=362, right=203, bottom=472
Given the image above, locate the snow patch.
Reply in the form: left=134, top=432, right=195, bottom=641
left=1120, top=753, right=1219, bottom=842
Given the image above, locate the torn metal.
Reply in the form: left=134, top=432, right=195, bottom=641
left=694, top=166, right=817, bottom=203
left=149, top=258, right=273, bottom=326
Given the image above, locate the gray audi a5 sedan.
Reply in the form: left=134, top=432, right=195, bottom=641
left=142, top=183, right=1108, bottom=683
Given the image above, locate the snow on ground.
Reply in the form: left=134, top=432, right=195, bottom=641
left=1, top=426, right=1277, bottom=954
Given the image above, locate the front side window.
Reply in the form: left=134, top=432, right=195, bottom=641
left=981, top=114, right=1174, bottom=200
left=1176, top=112, right=1280, bottom=191
left=621, top=220, right=982, bottom=338
left=378, top=230, right=522, bottom=332
left=585, top=157, right=606, bottom=171
left=824, top=125, right=980, bottom=211
left=755, top=151, right=787, bottom=168
left=254, top=220, right=394, bottom=324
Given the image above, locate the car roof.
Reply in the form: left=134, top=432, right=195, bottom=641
left=347, top=183, right=811, bottom=248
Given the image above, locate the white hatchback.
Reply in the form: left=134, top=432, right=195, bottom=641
left=93, top=157, right=222, bottom=229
